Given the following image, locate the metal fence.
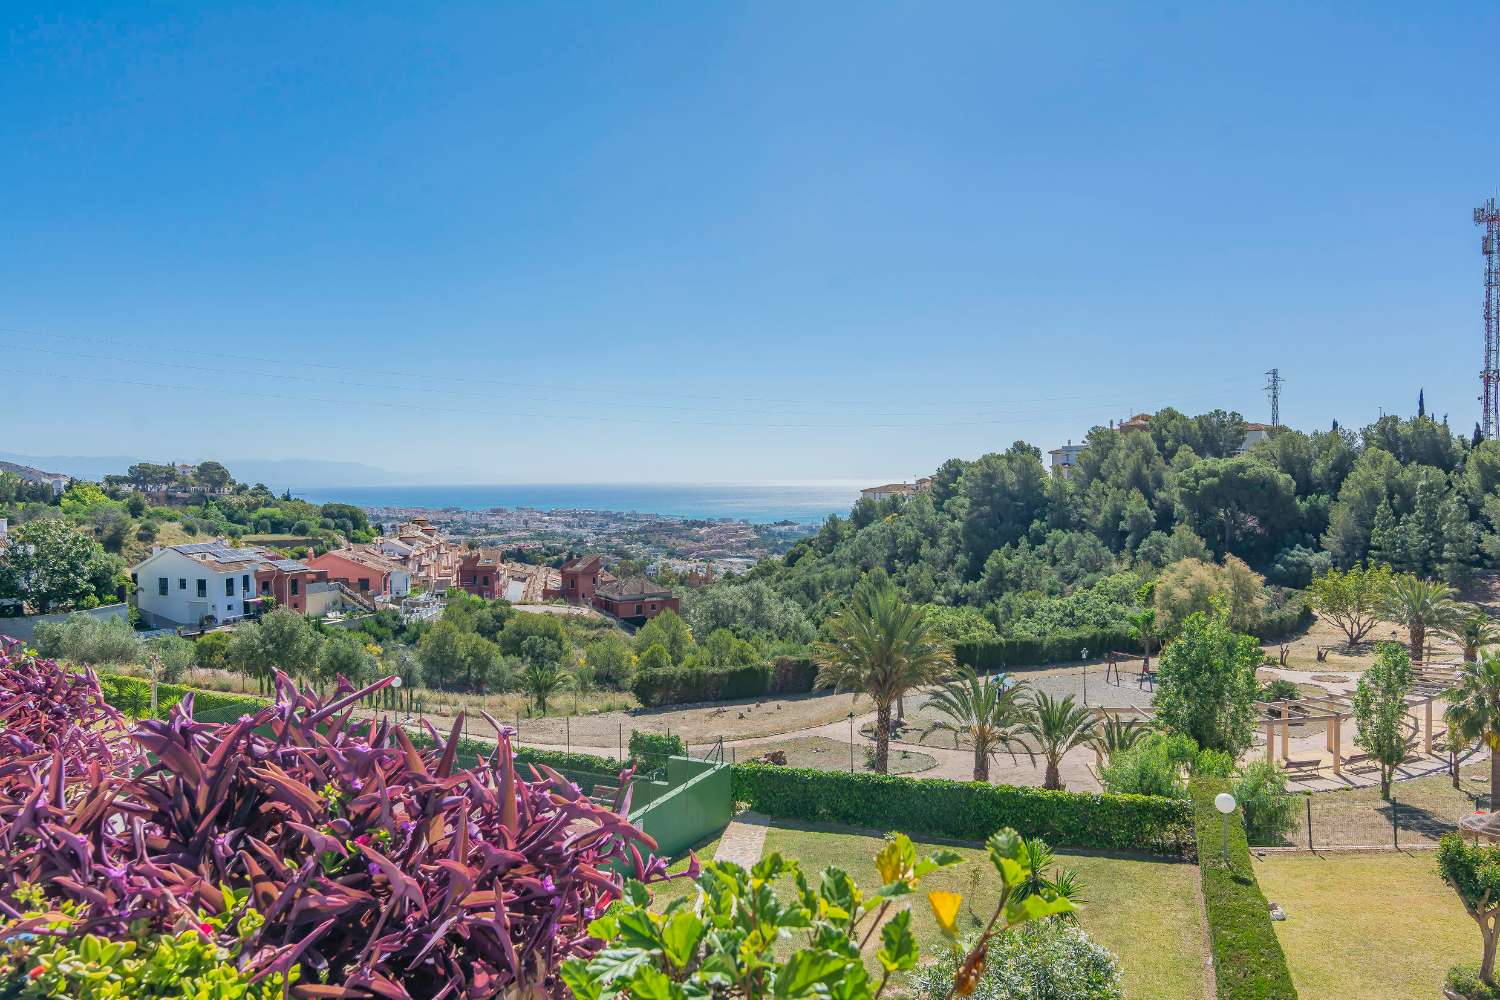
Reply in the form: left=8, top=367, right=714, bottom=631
left=1256, top=772, right=1490, bottom=851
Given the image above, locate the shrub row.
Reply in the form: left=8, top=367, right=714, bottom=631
left=731, top=763, right=1192, bottom=855
left=632, top=656, right=820, bottom=708
left=1190, top=777, right=1297, bottom=1000
left=628, top=730, right=686, bottom=761
left=99, top=674, right=266, bottom=723
left=954, top=630, right=1142, bottom=672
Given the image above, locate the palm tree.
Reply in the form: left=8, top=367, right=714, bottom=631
left=521, top=661, right=568, bottom=716
left=1380, top=574, right=1459, bottom=661
left=1089, top=712, right=1147, bottom=774
left=1019, top=692, right=1098, bottom=791
left=921, top=669, right=1033, bottom=782
left=1446, top=653, right=1500, bottom=807
left=1448, top=610, right=1500, bottom=663
left=815, top=577, right=952, bottom=774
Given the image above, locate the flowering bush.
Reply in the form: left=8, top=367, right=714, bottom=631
left=0, top=669, right=665, bottom=998
left=0, top=884, right=294, bottom=999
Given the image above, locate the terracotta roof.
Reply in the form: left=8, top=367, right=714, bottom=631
left=861, top=483, right=914, bottom=494
left=562, top=553, right=604, bottom=573
left=597, top=575, right=674, bottom=600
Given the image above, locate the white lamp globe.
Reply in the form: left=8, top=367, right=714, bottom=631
left=391, top=676, right=403, bottom=689
left=1214, top=792, right=1237, bottom=815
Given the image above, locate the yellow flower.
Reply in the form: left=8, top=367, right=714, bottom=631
left=928, top=891, right=961, bottom=938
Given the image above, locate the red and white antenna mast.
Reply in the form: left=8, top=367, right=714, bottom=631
left=1476, top=198, right=1500, bottom=440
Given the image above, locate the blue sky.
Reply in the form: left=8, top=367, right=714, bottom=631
left=2, top=2, right=1498, bottom=484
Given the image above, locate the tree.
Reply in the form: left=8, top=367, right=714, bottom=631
left=1306, top=564, right=1392, bottom=647
left=195, top=630, right=233, bottom=671
left=521, top=661, right=568, bottom=715
left=583, top=637, right=634, bottom=689
left=1153, top=557, right=1266, bottom=635
left=683, top=579, right=814, bottom=643
left=633, top=608, right=693, bottom=664
left=636, top=643, right=672, bottom=671
left=0, top=518, right=121, bottom=612
left=317, top=631, right=377, bottom=687
left=1439, top=833, right=1500, bottom=987
left=1446, top=653, right=1500, bottom=808
left=193, top=460, right=233, bottom=493
left=1350, top=643, right=1414, bottom=798
left=1175, top=456, right=1298, bottom=559
left=1380, top=573, right=1459, bottom=661
left=920, top=669, right=1032, bottom=782
left=125, top=462, right=180, bottom=490
left=959, top=443, right=1050, bottom=574
left=815, top=576, right=952, bottom=774
left=249, top=607, right=322, bottom=681
left=1193, top=409, right=1250, bottom=459
left=1450, top=610, right=1500, bottom=664
left=1153, top=603, right=1261, bottom=755
left=1018, top=692, right=1096, bottom=790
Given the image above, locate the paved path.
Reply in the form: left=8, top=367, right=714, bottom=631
left=713, top=812, right=771, bottom=867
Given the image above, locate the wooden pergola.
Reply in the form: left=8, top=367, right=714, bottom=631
left=1255, top=661, right=1462, bottom=778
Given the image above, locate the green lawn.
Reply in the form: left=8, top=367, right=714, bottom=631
left=668, top=819, right=1207, bottom=1000
left=1254, top=851, right=1475, bottom=1000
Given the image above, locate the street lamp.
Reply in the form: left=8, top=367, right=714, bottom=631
left=848, top=712, right=855, bottom=773
left=1215, top=792, right=1237, bottom=864
left=1081, top=647, right=1089, bottom=705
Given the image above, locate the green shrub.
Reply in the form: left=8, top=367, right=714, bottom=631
left=1250, top=595, right=1313, bottom=642
left=98, top=673, right=264, bottom=723
left=955, top=630, right=1140, bottom=672
left=1447, top=965, right=1500, bottom=1000
left=1259, top=679, right=1301, bottom=702
left=906, top=920, right=1123, bottom=1000
left=33, top=613, right=142, bottom=665
left=731, top=764, right=1191, bottom=855
left=1099, top=732, right=1190, bottom=798
left=768, top=655, right=819, bottom=694
left=628, top=729, right=686, bottom=762
left=631, top=664, right=770, bottom=706
left=1190, top=776, right=1297, bottom=1000
left=1231, top=761, right=1300, bottom=845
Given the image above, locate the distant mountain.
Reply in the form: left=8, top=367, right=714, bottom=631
left=0, top=452, right=415, bottom=491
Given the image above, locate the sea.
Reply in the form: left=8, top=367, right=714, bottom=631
left=291, top=482, right=864, bottom=525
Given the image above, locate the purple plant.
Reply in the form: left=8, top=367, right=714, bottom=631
left=0, top=635, right=138, bottom=791
left=0, top=670, right=675, bottom=999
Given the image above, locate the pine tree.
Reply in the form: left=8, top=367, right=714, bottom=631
left=1418, top=388, right=1426, bottom=417
left=1476, top=423, right=1485, bottom=449
left=1369, top=500, right=1413, bottom=572
left=1408, top=477, right=1447, bottom=576
left=1442, top=488, right=1477, bottom=581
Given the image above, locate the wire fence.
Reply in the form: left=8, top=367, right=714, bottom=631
left=1255, top=768, right=1491, bottom=851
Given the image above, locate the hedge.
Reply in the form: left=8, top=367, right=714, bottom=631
left=731, top=763, right=1192, bottom=855
left=632, top=656, right=821, bottom=708
left=628, top=730, right=686, bottom=760
left=1191, top=777, right=1297, bottom=1000
left=99, top=674, right=267, bottom=723
left=954, top=630, right=1141, bottom=672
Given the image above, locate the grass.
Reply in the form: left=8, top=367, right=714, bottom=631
left=1268, top=771, right=1491, bottom=849
left=745, top=819, right=1208, bottom=1000
left=1254, top=851, right=1475, bottom=1000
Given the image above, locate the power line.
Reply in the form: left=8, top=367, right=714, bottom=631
left=1263, top=368, right=1283, bottom=427
left=3, top=365, right=1250, bottom=433
left=0, top=325, right=1249, bottom=414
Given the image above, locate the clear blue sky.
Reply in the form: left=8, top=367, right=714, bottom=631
left=3, top=2, right=1497, bottom=484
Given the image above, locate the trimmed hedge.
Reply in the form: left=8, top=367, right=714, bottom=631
left=731, top=763, right=1192, bottom=855
left=955, top=630, right=1141, bottom=672
left=632, top=656, right=821, bottom=708
left=629, top=730, right=686, bottom=760
left=1191, top=777, right=1297, bottom=1000
left=99, top=674, right=267, bottom=723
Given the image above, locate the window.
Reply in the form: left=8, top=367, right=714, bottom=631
left=225, top=578, right=235, bottom=597
left=178, top=579, right=186, bottom=590
left=635, top=604, right=643, bottom=615
left=242, top=574, right=250, bottom=593
left=481, top=576, right=489, bottom=587
left=158, top=577, right=168, bottom=596
left=261, top=580, right=270, bottom=594
left=290, top=579, right=299, bottom=596
left=197, top=579, right=207, bottom=598
left=359, top=578, right=370, bottom=592
left=226, top=602, right=236, bottom=615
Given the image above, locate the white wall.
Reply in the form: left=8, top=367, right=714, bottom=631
left=133, top=549, right=257, bottom=627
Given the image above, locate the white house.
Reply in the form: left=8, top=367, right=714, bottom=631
left=1047, top=442, right=1087, bottom=479
left=1237, top=423, right=1273, bottom=453
left=131, top=542, right=272, bottom=628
